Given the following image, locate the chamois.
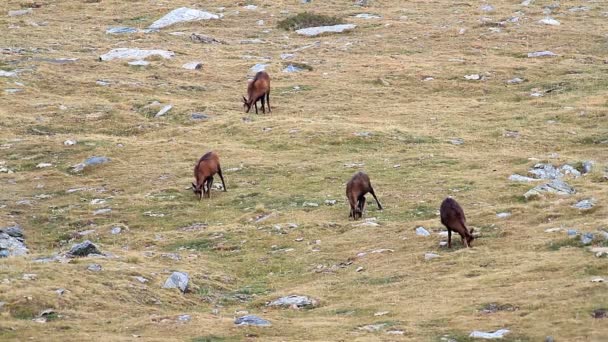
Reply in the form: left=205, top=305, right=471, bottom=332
left=346, top=171, right=383, bottom=220
left=440, top=197, right=475, bottom=248
left=243, top=71, right=271, bottom=114
left=191, top=151, right=227, bottom=200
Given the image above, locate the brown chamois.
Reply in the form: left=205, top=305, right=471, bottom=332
left=191, top=151, right=227, bottom=200
left=440, top=197, right=475, bottom=248
left=243, top=71, right=271, bottom=114
left=346, top=171, right=383, bottom=220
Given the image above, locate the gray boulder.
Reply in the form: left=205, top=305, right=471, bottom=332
left=296, top=24, right=357, bottom=37
left=0, top=231, right=28, bottom=257
left=149, top=7, right=220, bottom=30
left=581, top=233, right=594, bottom=245
left=87, top=264, right=102, bottom=272
left=106, top=27, right=138, bottom=34
left=528, top=51, right=557, bottom=58
left=163, top=272, right=189, bottom=293
left=416, top=227, right=431, bottom=237
left=72, top=156, right=110, bottom=172
left=524, top=179, right=575, bottom=199
left=268, top=295, right=317, bottom=308
left=99, top=48, right=174, bottom=61
left=234, top=315, right=271, bottom=327
left=573, top=199, right=595, bottom=210
left=67, top=240, right=101, bottom=257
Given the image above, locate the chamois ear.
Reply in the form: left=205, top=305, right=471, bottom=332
left=469, top=228, right=475, bottom=234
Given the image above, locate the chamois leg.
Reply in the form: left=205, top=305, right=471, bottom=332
left=447, top=229, right=452, bottom=248
left=348, top=194, right=357, bottom=219
left=369, top=186, right=382, bottom=210
left=266, top=92, right=271, bottom=113
left=207, top=176, right=214, bottom=198
left=254, top=101, right=258, bottom=114
left=462, top=234, right=470, bottom=248
left=260, top=96, right=266, bottom=114
left=218, top=167, right=227, bottom=192
left=358, top=196, right=366, bottom=219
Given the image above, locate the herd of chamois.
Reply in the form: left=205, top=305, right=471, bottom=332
left=192, top=71, right=476, bottom=248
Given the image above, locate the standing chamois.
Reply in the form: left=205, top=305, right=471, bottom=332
left=346, top=171, right=383, bottom=220
left=243, top=71, right=271, bottom=114
left=440, top=197, right=475, bottom=248
left=192, top=151, right=227, bottom=200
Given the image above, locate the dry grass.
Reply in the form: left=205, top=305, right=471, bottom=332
left=1, top=0, right=607, bottom=341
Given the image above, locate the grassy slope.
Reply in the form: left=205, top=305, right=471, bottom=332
left=1, top=0, right=607, bottom=341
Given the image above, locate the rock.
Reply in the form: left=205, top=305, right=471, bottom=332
left=524, top=179, right=576, bottom=199
left=243, top=5, right=257, bottom=10
left=592, top=309, right=606, bottom=319
left=155, top=105, right=173, bottom=118
left=76, top=229, right=96, bottom=237
left=581, top=233, right=594, bottom=245
left=191, top=113, right=210, bottom=121
left=496, top=212, right=511, bottom=219
left=303, top=202, right=319, bottom=207
left=55, top=288, right=66, bottom=296
left=268, top=295, right=317, bottom=308
left=560, top=165, right=581, bottom=178
left=134, top=276, right=149, bottom=283
left=507, top=77, right=524, bottom=84
left=591, top=277, right=605, bottom=283
left=177, top=314, right=191, bottom=322
left=280, top=53, right=295, bottom=60
left=283, top=64, right=305, bottom=73
left=464, top=74, right=482, bottom=80
left=359, top=323, right=387, bottom=332
left=539, top=18, right=560, bottom=26
left=163, top=272, right=189, bottom=293
left=356, top=266, right=364, bottom=272
left=250, top=64, right=268, bottom=73
left=0, top=231, right=28, bottom=257
left=573, top=199, right=595, bottom=210
left=34, top=57, right=78, bottom=64
left=528, top=51, right=558, bottom=58
left=296, top=24, right=357, bottom=37
left=99, top=48, right=174, bottom=61
left=569, top=6, right=590, bottom=12
left=3, top=225, right=24, bottom=238
left=545, top=337, right=554, bottom=342
left=354, top=13, right=381, bottom=19
left=439, top=241, right=448, bottom=247
left=72, top=156, right=110, bottom=172
left=521, top=0, right=533, bottom=6
left=448, top=138, right=464, bottom=145
left=358, top=219, right=379, bottom=227
left=567, top=229, right=578, bottom=236
left=111, top=227, right=122, bottom=235
left=480, top=4, right=495, bottom=12
left=387, top=330, right=405, bottom=335
left=509, top=174, right=538, bottom=182
left=8, top=9, right=33, bottom=16
left=22, top=273, right=37, bottom=280
left=582, top=161, right=594, bottom=174
left=182, top=62, right=203, bottom=70
left=93, top=208, right=111, bottom=215
left=67, top=240, right=101, bottom=257
left=106, top=27, right=138, bottom=34
left=324, top=199, right=337, bottom=206
left=128, top=60, right=149, bottom=66
left=416, top=227, right=431, bottom=237
left=87, top=264, right=102, bottom=272
left=190, top=33, right=224, bottom=44
left=469, top=329, right=510, bottom=339
left=529, top=164, right=561, bottom=179
left=425, top=253, right=440, bottom=260
left=148, top=7, right=220, bottom=30
left=96, top=80, right=110, bottom=86
left=63, top=139, right=76, bottom=146
left=0, top=70, right=17, bottom=77
left=355, top=0, right=370, bottom=6
left=374, top=311, right=389, bottom=316
left=234, top=315, right=271, bottom=327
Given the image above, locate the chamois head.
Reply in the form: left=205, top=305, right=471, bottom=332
left=191, top=182, right=203, bottom=200
left=466, top=228, right=475, bottom=246
left=242, top=96, right=251, bottom=113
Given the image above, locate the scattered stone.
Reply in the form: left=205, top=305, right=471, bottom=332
left=4, top=226, right=24, bottom=238
left=303, top=202, right=319, bottom=207
left=111, top=227, right=122, bottom=235
left=76, top=229, right=96, bottom=237
left=268, top=295, right=317, bottom=308
left=592, top=309, right=606, bottom=319
left=573, top=199, right=595, bottom=210
left=448, top=138, right=464, bottom=145
left=34, top=57, right=78, bottom=64
left=177, top=314, right=191, bottom=322
left=87, top=264, right=102, bottom=272
left=569, top=6, right=590, bottom=12
left=539, top=18, right=560, bottom=26
left=190, top=33, right=224, bottom=45
left=63, top=139, right=76, bottom=146
left=567, top=229, right=578, bottom=236
left=358, top=219, right=379, bottom=227
left=496, top=212, right=511, bottom=219
left=33, top=309, right=56, bottom=323
left=234, top=315, right=271, bottom=327
left=96, top=80, right=110, bottom=86
left=439, top=241, right=448, bottom=247
left=71, top=156, right=110, bottom=172
left=296, top=24, right=357, bottom=37
left=464, top=74, right=482, bottom=80
left=283, top=64, right=305, bottom=73
left=55, top=288, right=66, bottom=296
left=356, top=266, right=364, bottom=272
left=243, top=5, right=257, bottom=10
left=481, top=303, right=518, bottom=314
left=425, top=253, right=440, bottom=260
left=163, top=272, right=189, bottom=293
left=469, top=329, right=510, bottom=339
left=374, top=311, right=389, bottom=316
left=67, top=240, right=101, bottom=257
left=106, top=26, right=138, bottom=34
left=591, top=277, right=605, bottom=283
left=155, top=105, right=173, bottom=118
left=507, top=77, right=524, bottom=84
left=387, top=330, right=405, bottom=335
left=521, top=0, right=533, bottom=6
left=344, top=162, right=365, bottom=168
left=0, top=229, right=28, bottom=257
left=22, top=273, right=37, bottom=280
left=509, top=174, right=538, bottom=182
left=128, top=60, right=150, bottom=66
left=134, top=276, right=149, bottom=283
left=178, top=223, right=208, bottom=231
left=359, top=323, right=387, bottom=332
left=8, top=9, right=33, bottom=17
left=99, top=48, right=175, bottom=61
left=240, top=39, right=265, bottom=44
left=0, top=70, right=17, bottom=77
left=280, top=53, right=295, bottom=60
left=480, top=4, right=495, bottom=12
left=93, top=208, right=112, bottom=215
left=191, top=113, right=210, bottom=121
left=148, top=7, right=220, bottom=30
left=581, top=233, right=594, bottom=245
left=582, top=161, right=594, bottom=174
left=354, top=13, right=381, bottom=19
left=416, top=227, right=431, bottom=237
left=524, top=180, right=575, bottom=199
left=182, top=61, right=203, bottom=70
left=528, top=51, right=558, bottom=58
left=250, top=63, right=268, bottom=73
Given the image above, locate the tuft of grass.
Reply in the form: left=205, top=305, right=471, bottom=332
left=277, top=12, right=344, bottom=31
left=547, top=238, right=585, bottom=251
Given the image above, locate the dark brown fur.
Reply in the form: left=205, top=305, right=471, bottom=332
left=192, top=151, right=227, bottom=200
left=440, top=197, right=475, bottom=248
left=243, top=71, right=271, bottom=114
left=346, top=171, right=382, bottom=220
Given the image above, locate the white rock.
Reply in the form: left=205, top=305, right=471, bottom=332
left=257, top=20, right=264, bottom=26
left=0, top=70, right=17, bottom=77
left=591, top=277, right=604, bottom=283
left=243, top=5, right=257, bottom=10
left=425, top=253, right=440, bottom=260
left=496, top=212, right=511, bottom=219
left=128, top=60, right=150, bottom=66
left=296, top=24, right=357, bottom=37
left=149, top=7, right=220, bottom=29
left=527, top=51, right=557, bottom=58
left=354, top=13, right=381, bottom=19
left=100, top=48, right=174, bottom=61
left=182, top=61, right=203, bottom=70
left=36, top=163, right=52, bottom=168
left=464, top=74, right=482, bottom=80
left=155, top=105, right=173, bottom=118
left=8, top=9, right=32, bottom=17
left=469, top=329, right=510, bottom=339
left=63, top=140, right=76, bottom=146
left=509, top=174, right=538, bottom=182
left=539, top=18, right=560, bottom=26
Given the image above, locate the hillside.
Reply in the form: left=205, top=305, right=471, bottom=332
left=1, top=0, right=607, bottom=341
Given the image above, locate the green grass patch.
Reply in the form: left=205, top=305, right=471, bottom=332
left=547, top=238, right=585, bottom=251
left=277, top=12, right=344, bottom=31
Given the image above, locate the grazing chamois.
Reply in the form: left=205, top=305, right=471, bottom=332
left=346, top=171, right=383, bottom=220
left=243, top=71, right=271, bottom=114
left=191, top=151, right=227, bottom=200
left=440, top=197, right=475, bottom=248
